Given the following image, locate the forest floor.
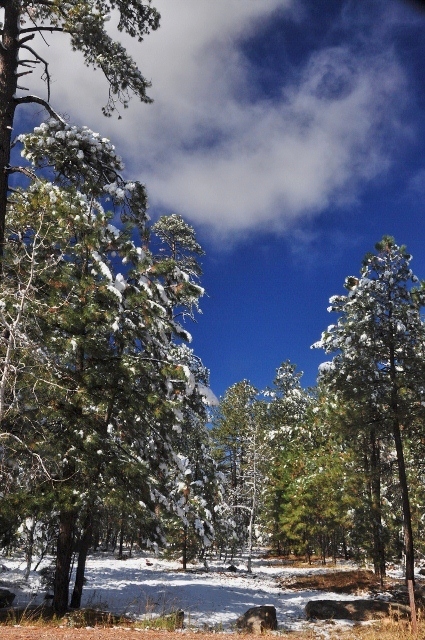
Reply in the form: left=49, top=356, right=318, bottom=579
left=0, top=552, right=422, bottom=639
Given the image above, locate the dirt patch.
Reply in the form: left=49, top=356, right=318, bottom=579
left=279, top=569, right=383, bottom=593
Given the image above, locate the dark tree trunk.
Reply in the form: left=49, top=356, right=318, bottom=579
left=369, top=427, right=386, bottom=583
left=24, top=519, right=35, bottom=581
left=92, top=519, right=100, bottom=552
left=388, top=336, right=417, bottom=630
left=182, top=524, right=188, bottom=571
left=341, top=528, right=349, bottom=561
left=0, top=1, right=20, bottom=254
left=118, top=516, right=125, bottom=559
left=53, top=510, right=76, bottom=615
left=392, top=420, right=415, bottom=578
left=390, top=397, right=417, bottom=630
left=393, top=420, right=417, bottom=631
left=70, top=513, right=93, bottom=609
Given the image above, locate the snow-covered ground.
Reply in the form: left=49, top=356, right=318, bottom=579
left=0, top=552, right=394, bottom=634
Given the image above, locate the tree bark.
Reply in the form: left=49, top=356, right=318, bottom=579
left=369, top=428, right=386, bottom=583
left=0, top=1, right=20, bottom=254
left=70, top=513, right=93, bottom=609
left=53, top=510, right=76, bottom=615
left=118, top=515, right=125, bottom=559
left=182, top=523, right=188, bottom=571
left=388, top=328, right=416, bottom=628
left=392, top=420, right=415, bottom=576
left=23, top=520, right=35, bottom=581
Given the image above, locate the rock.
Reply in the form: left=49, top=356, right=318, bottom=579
left=305, top=599, right=411, bottom=621
left=236, top=605, right=277, bottom=633
left=0, top=589, right=15, bottom=608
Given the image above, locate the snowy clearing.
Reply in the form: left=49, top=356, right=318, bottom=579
left=0, top=552, right=398, bottom=634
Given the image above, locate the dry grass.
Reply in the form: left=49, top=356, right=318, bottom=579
left=279, top=569, right=386, bottom=593
left=0, top=622, right=424, bottom=639
left=0, top=605, right=130, bottom=628
left=314, top=617, right=425, bottom=639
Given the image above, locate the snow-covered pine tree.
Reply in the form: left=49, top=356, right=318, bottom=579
left=212, top=381, right=267, bottom=571
left=0, top=2, right=219, bottom=611
left=160, top=345, right=220, bottom=570
left=151, top=214, right=205, bottom=322
left=148, top=216, right=221, bottom=569
left=0, top=0, right=160, bottom=251
left=0, top=120, right=214, bottom=611
left=261, top=362, right=312, bottom=554
left=313, top=236, right=425, bottom=627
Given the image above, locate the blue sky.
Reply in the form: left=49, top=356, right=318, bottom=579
left=20, top=0, right=425, bottom=398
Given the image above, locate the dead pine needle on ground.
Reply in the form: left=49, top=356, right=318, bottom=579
left=0, top=621, right=425, bottom=640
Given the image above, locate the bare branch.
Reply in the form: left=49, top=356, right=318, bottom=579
left=18, top=60, right=40, bottom=67
left=19, top=44, right=51, bottom=101
left=0, top=432, right=53, bottom=480
left=6, top=166, right=38, bottom=181
left=18, top=33, right=35, bottom=45
left=14, top=95, right=66, bottom=124
left=20, top=26, right=65, bottom=35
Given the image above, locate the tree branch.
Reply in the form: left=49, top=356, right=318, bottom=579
left=18, top=33, right=35, bottom=45
left=19, top=44, right=51, bottom=101
left=14, top=95, right=66, bottom=124
left=6, top=166, right=38, bottom=181
left=20, top=26, right=65, bottom=35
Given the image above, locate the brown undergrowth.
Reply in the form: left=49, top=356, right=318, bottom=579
left=0, top=623, right=425, bottom=640
left=279, top=569, right=388, bottom=593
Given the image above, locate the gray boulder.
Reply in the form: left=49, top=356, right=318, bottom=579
left=0, top=588, right=15, bottom=608
left=305, top=599, right=410, bottom=621
left=236, top=605, right=277, bottom=633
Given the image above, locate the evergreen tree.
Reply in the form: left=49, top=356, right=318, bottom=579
left=261, top=362, right=311, bottom=554
left=0, top=0, right=160, bottom=250
left=313, top=236, right=425, bottom=625
left=0, top=125, right=212, bottom=611
left=162, top=345, right=219, bottom=570
left=212, top=381, right=267, bottom=571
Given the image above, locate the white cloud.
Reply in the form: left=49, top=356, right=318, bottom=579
left=22, top=1, right=408, bottom=239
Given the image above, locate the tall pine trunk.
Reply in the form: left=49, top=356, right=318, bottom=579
left=0, top=1, right=20, bottom=254
left=369, top=427, right=386, bottom=583
left=53, top=510, right=77, bottom=615
left=70, top=513, right=93, bottom=609
left=182, top=524, right=188, bottom=571
left=389, top=343, right=417, bottom=631
left=118, top=513, right=125, bottom=559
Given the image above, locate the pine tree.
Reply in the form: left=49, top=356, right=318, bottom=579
left=313, top=236, right=425, bottom=626
left=261, top=362, right=311, bottom=554
left=0, top=128, right=212, bottom=611
left=0, top=0, right=160, bottom=251
left=212, top=381, right=267, bottom=571
left=161, top=345, right=219, bottom=570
